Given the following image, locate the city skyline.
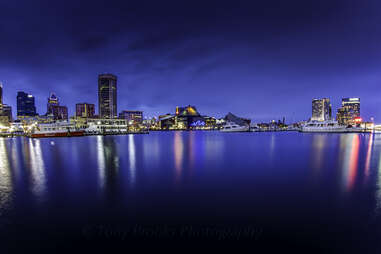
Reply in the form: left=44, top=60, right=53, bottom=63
left=1, top=1, right=381, bottom=122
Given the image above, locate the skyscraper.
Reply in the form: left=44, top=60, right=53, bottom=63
left=46, top=93, right=68, bottom=120
left=47, top=93, right=59, bottom=114
left=17, top=91, right=37, bottom=117
left=336, top=98, right=360, bottom=125
left=76, top=103, right=95, bottom=118
left=311, top=98, right=331, bottom=121
left=98, top=74, right=117, bottom=119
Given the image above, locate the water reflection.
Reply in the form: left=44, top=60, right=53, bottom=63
left=339, top=134, right=360, bottom=192
left=96, top=136, right=106, bottom=189
left=310, top=134, right=327, bottom=174
left=174, top=131, right=184, bottom=183
left=0, top=138, right=12, bottom=214
left=28, top=139, right=46, bottom=200
left=128, top=135, right=136, bottom=187
left=96, top=136, right=120, bottom=192
left=365, top=133, right=374, bottom=179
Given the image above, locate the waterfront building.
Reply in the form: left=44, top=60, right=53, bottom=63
left=17, top=91, right=37, bottom=117
left=45, top=93, right=68, bottom=120
left=76, top=103, right=95, bottom=118
left=311, top=98, right=331, bottom=121
left=47, top=93, right=59, bottom=114
left=51, top=106, right=68, bottom=120
left=0, top=104, right=12, bottom=124
left=159, top=106, right=217, bottom=130
left=336, top=98, right=360, bottom=125
left=98, top=74, right=117, bottom=119
left=119, top=110, right=143, bottom=124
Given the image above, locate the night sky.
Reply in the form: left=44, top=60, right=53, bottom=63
left=1, top=0, right=381, bottom=122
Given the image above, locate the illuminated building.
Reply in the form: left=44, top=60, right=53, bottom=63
left=336, top=98, right=360, bottom=125
left=76, top=103, right=95, bottom=118
left=0, top=105, right=12, bottom=124
left=98, top=74, right=117, bottom=119
left=159, top=105, right=217, bottom=130
left=119, top=110, right=143, bottom=124
left=46, top=93, right=68, bottom=120
left=311, top=98, right=331, bottom=121
left=17, top=91, right=37, bottom=117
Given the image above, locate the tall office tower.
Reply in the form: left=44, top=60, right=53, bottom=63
left=0, top=82, right=3, bottom=105
left=76, top=103, right=95, bottom=118
left=311, top=98, right=331, bottom=121
left=17, top=91, right=37, bottom=116
left=98, top=74, right=117, bottom=118
left=47, top=93, right=59, bottom=114
left=336, top=98, right=360, bottom=125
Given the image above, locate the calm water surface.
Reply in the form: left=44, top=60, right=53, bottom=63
left=1, top=131, right=381, bottom=252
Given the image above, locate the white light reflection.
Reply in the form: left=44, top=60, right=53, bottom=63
left=128, top=134, right=136, bottom=187
left=340, top=134, right=359, bottom=193
left=174, top=131, right=184, bottom=183
left=28, top=139, right=46, bottom=201
left=0, top=138, right=12, bottom=214
left=364, top=133, right=374, bottom=180
left=96, top=136, right=105, bottom=189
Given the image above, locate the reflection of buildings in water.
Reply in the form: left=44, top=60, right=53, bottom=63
left=128, top=135, right=136, bottom=186
left=310, top=134, right=327, bottom=174
left=204, top=133, right=225, bottom=166
left=96, top=136, right=106, bottom=189
left=96, top=136, right=119, bottom=191
left=188, top=131, right=196, bottom=170
left=0, top=138, right=12, bottom=214
left=375, top=150, right=381, bottom=213
left=373, top=136, right=381, bottom=214
left=174, top=131, right=184, bottom=183
left=28, top=139, right=46, bottom=200
left=143, top=134, right=160, bottom=167
left=339, top=134, right=360, bottom=192
left=364, top=133, right=374, bottom=180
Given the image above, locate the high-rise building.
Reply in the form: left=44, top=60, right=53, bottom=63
left=76, top=103, right=95, bottom=118
left=45, top=93, right=68, bottom=120
left=119, top=110, right=143, bottom=124
left=98, top=74, right=117, bottom=119
left=311, top=98, right=331, bottom=121
left=336, top=98, right=360, bottom=125
left=47, top=93, right=59, bottom=115
left=17, top=91, right=37, bottom=117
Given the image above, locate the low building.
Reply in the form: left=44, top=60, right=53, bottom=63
left=119, top=110, right=143, bottom=124
left=0, top=105, right=12, bottom=124
left=76, top=103, right=95, bottom=118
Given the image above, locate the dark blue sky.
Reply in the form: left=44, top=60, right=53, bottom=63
left=1, top=0, right=381, bottom=122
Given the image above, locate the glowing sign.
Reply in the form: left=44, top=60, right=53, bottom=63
left=191, top=120, right=205, bottom=127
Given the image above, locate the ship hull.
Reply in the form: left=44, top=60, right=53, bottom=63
left=30, top=131, right=85, bottom=138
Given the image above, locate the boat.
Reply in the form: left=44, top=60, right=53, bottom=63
left=29, top=122, right=85, bottom=138
left=300, top=120, right=367, bottom=133
left=220, top=121, right=250, bottom=132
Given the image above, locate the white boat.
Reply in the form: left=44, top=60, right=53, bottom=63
left=29, top=122, right=85, bottom=138
left=220, top=121, right=249, bottom=132
left=300, top=120, right=364, bottom=133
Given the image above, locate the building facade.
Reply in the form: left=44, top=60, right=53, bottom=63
left=47, top=93, right=59, bottom=115
left=336, top=98, right=360, bottom=125
left=0, top=104, right=12, bottom=124
left=17, top=91, right=37, bottom=117
left=98, top=74, right=117, bottom=119
left=119, top=110, right=143, bottom=124
left=311, top=98, right=331, bottom=121
left=76, top=103, right=95, bottom=118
